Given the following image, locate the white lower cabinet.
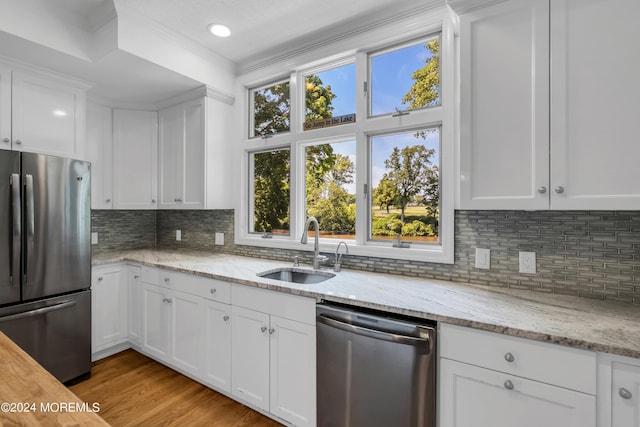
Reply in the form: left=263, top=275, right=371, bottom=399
left=91, top=264, right=128, bottom=353
left=231, top=284, right=316, bottom=427
left=202, top=298, right=232, bottom=393
left=127, top=265, right=141, bottom=345
left=439, top=323, right=596, bottom=427
left=170, top=289, right=203, bottom=377
left=141, top=282, right=171, bottom=362
left=598, top=353, right=640, bottom=427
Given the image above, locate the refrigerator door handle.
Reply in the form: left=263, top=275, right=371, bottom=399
left=25, top=173, right=35, bottom=286
left=0, top=300, right=76, bottom=323
left=10, top=173, right=21, bottom=288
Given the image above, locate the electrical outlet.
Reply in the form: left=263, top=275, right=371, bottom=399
left=215, top=232, right=224, bottom=245
left=91, top=232, right=98, bottom=245
left=475, top=248, right=490, bottom=269
left=176, top=230, right=182, bottom=241
left=519, top=251, right=536, bottom=274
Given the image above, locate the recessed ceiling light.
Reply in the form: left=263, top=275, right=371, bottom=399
left=208, top=23, right=231, bottom=38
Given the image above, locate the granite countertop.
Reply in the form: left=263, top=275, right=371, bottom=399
left=93, top=249, right=640, bottom=359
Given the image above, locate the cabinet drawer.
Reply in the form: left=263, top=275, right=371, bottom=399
left=173, top=273, right=231, bottom=304
left=440, top=323, right=596, bottom=394
left=232, top=285, right=315, bottom=325
left=141, top=266, right=165, bottom=286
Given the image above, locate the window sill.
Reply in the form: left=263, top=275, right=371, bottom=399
left=234, top=235, right=454, bottom=264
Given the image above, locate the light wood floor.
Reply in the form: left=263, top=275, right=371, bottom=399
left=69, top=349, right=282, bottom=427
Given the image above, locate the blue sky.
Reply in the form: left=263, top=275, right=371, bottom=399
left=307, top=41, right=438, bottom=193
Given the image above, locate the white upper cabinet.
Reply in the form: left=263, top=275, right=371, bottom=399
left=0, top=65, right=87, bottom=158
left=0, top=65, right=10, bottom=151
left=86, top=102, right=113, bottom=209
left=459, top=0, right=549, bottom=210
left=549, top=0, right=640, bottom=209
left=158, top=98, right=205, bottom=209
left=458, top=0, right=640, bottom=210
left=112, top=109, right=158, bottom=210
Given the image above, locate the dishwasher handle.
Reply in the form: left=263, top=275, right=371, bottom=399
left=317, top=313, right=432, bottom=347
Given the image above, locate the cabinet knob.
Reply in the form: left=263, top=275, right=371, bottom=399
left=98, top=276, right=103, bottom=281
left=210, top=288, right=217, bottom=294
left=261, top=326, right=267, bottom=333
left=14, top=139, right=22, bottom=145
left=151, top=199, right=156, bottom=203
left=504, top=380, right=514, bottom=390
left=223, top=315, right=229, bottom=322
left=619, top=387, right=633, bottom=400
left=555, top=186, right=565, bottom=194
left=269, top=328, right=275, bottom=335
left=2, top=137, right=9, bottom=143
left=134, top=275, right=140, bottom=279
left=504, top=352, right=515, bottom=363
left=174, top=198, right=183, bottom=202
left=537, top=186, right=547, bottom=194
left=105, top=198, right=111, bottom=203
left=164, top=277, right=170, bottom=283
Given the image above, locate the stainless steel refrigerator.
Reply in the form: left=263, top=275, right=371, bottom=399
left=0, top=151, right=91, bottom=384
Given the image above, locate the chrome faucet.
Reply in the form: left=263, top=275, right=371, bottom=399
left=334, top=241, right=349, bottom=272
left=300, top=217, right=327, bottom=269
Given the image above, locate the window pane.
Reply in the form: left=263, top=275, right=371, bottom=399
left=303, top=63, right=356, bottom=131
left=305, top=141, right=356, bottom=239
left=370, top=36, right=440, bottom=116
left=251, top=81, right=290, bottom=137
left=370, top=128, right=440, bottom=244
left=251, top=149, right=290, bottom=235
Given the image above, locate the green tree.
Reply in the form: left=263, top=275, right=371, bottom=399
left=305, top=75, right=336, bottom=120
left=253, top=82, right=290, bottom=136
left=373, top=174, right=399, bottom=213
left=253, top=150, right=290, bottom=232
left=384, top=145, right=436, bottom=223
left=402, top=39, right=440, bottom=110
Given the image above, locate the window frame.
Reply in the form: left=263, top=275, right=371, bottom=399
left=236, top=8, right=455, bottom=263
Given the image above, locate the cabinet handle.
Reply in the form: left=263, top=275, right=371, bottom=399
left=162, top=298, right=172, bottom=303
left=555, top=186, right=565, bottom=194
left=269, top=328, right=275, bottom=335
left=619, top=387, right=633, bottom=400
left=14, top=139, right=22, bottom=145
left=261, top=326, right=267, bottom=333
left=98, top=276, right=103, bottom=281
left=2, top=137, right=9, bottom=143
left=174, top=198, right=183, bottom=202
left=504, top=352, right=515, bottom=363
left=504, top=380, right=514, bottom=390
left=210, top=288, right=217, bottom=294
left=134, top=275, right=140, bottom=279
left=223, top=315, right=229, bottom=322
left=537, top=186, right=547, bottom=194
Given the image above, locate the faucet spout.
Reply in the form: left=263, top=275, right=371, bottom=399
left=301, top=217, right=327, bottom=269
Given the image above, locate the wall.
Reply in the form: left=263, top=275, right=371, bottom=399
left=91, top=209, right=640, bottom=304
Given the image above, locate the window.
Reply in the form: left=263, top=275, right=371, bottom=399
left=370, top=128, right=440, bottom=245
left=305, top=140, right=356, bottom=239
left=240, top=11, right=453, bottom=263
left=250, top=148, right=290, bottom=235
left=303, top=63, right=356, bottom=131
left=250, top=80, right=290, bottom=137
left=370, top=35, right=440, bottom=116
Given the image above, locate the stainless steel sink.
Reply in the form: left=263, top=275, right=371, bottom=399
left=257, top=267, right=335, bottom=284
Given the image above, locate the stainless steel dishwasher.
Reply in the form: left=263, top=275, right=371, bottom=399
left=316, top=303, right=436, bottom=427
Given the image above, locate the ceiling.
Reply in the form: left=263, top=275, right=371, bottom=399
left=115, top=0, right=428, bottom=69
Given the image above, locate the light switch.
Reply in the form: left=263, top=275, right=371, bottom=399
left=91, top=232, right=98, bottom=245
left=176, top=230, right=182, bottom=241
left=475, top=248, right=490, bottom=269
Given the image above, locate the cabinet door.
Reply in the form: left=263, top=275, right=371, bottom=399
left=458, top=0, right=549, bottom=209
left=91, top=266, right=127, bottom=351
left=269, top=316, right=316, bottom=427
left=171, top=289, right=203, bottom=376
left=0, top=65, right=10, bottom=151
left=12, top=70, right=85, bottom=158
left=203, top=299, right=232, bottom=393
left=182, top=99, right=204, bottom=209
left=158, top=105, right=182, bottom=209
left=86, top=102, right=113, bottom=209
left=440, top=358, right=596, bottom=427
left=112, top=109, right=158, bottom=210
left=550, top=0, right=640, bottom=209
left=141, top=283, right=170, bottom=362
left=127, top=266, right=141, bottom=344
left=611, top=361, right=640, bottom=427
left=231, top=305, right=270, bottom=411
